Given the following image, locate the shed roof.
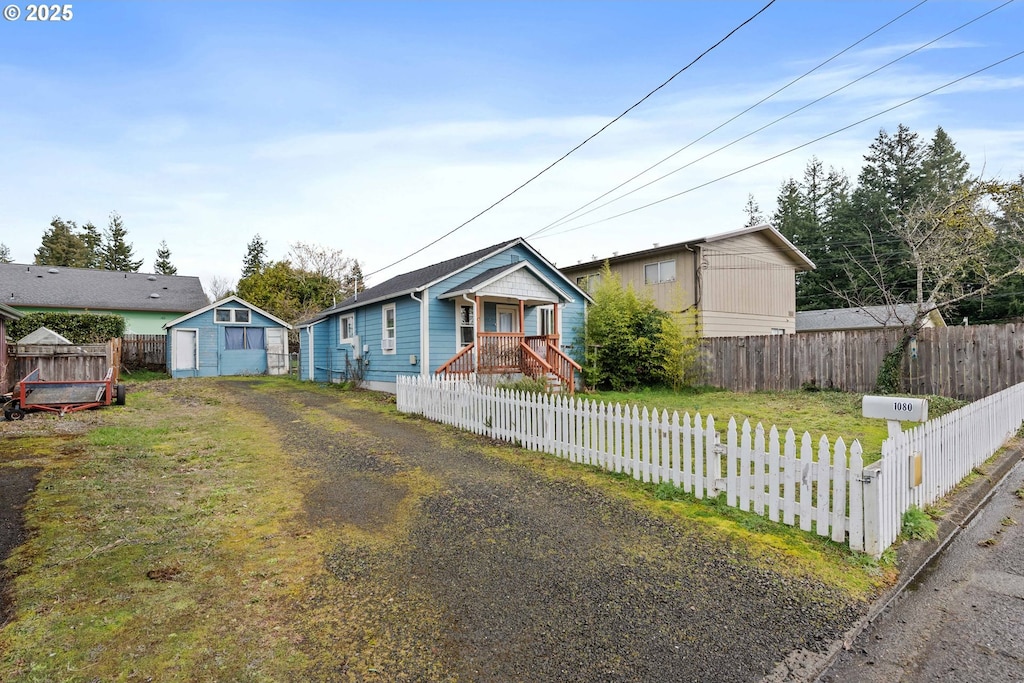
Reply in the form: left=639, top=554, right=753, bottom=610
left=0, top=263, right=209, bottom=313
left=796, top=303, right=944, bottom=332
left=0, top=302, right=22, bottom=320
left=163, top=296, right=293, bottom=329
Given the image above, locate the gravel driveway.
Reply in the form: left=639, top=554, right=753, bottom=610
left=227, top=380, right=861, bottom=682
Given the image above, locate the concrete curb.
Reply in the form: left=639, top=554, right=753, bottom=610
left=764, top=439, right=1024, bottom=682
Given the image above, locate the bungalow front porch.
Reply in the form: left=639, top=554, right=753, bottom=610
left=433, top=260, right=583, bottom=392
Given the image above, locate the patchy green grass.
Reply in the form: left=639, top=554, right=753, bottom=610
left=588, top=386, right=966, bottom=460
left=0, top=382, right=323, bottom=682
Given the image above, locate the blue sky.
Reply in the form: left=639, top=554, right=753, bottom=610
left=2, top=1, right=1022, bottom=294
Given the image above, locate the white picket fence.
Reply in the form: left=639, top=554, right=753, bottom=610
left=396, top=376, right=1024, bottom=557
left=866, top=381, right=1024, bottom=555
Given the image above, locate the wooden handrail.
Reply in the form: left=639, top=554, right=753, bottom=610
left=519, top=341, right=553, bottom=378
left=435, top=342, right=475, bottom=375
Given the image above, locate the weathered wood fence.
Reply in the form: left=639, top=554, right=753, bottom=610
left=396, top=376, right=1024, bottom=557
left=9, top=338, right=121, bottom=383
left=121, top=334, right=166, bottom=371
left=702, top=323, right=1024, bottom=401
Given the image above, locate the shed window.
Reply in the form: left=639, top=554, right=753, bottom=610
left=215, top=307, right=251, bottom=324
left=225, top=327, right=265, bottom=350
left=644, top=260, right=676, bottom=285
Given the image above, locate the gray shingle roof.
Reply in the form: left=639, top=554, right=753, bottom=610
left=297, top=238, right=520, bottom=326
left=0, top=263, right=209, bottom=313
left=796, top=304, right=936, bottom=332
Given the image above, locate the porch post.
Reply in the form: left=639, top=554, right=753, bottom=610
left=474, top=296, right=482, bottom=373
left=518, top=300, right=525, bottom=335
left=552, top=303, right=560, bottom=344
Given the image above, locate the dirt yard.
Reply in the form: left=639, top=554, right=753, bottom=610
left=0, top=379, right=869, bottom=681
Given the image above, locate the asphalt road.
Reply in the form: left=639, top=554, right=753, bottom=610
left=818, top=460, right=1024, bottom=683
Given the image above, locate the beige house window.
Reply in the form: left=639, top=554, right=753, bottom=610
left=576, top=273, right=600, bottom=293
left=644, top=260, right=676, bottom=285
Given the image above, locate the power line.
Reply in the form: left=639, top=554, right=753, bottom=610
left=527, top=0, right=931, bottom=239
left=536, top=48, right=1024, bottom=238
left=534, top=0, right=1015, bottom=238
left=361, top=1, right=778, bottom=281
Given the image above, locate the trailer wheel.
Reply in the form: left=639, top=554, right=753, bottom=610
left=114, top=384, right=126, bottom=406
left=6, top=408, right=25, bottom=421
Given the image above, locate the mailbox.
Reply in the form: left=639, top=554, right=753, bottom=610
left=862, top=396, right=928, bottom=423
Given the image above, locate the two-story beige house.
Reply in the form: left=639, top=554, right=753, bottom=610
left=559, top=224, right=815, bottom=337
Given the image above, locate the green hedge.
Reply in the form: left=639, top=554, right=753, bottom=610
left=8, top=312, right=126, bottom=344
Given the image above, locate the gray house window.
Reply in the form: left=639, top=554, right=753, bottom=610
left=644, top=260, right=676, bottom=285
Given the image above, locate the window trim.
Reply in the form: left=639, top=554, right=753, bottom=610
left=381, top=303, right=397, bottom=354
left=457, top=303, right=475, bottom=349
left=340, top=314, right=356, bottom=345
left=644, top=259, right=677, bottom=285
left=537, top=305, right=555, bottom=337
left=214, top=307, right=251, bottom=324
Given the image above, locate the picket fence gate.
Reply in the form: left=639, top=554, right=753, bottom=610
left=397, top=376, right=1024, bottom=558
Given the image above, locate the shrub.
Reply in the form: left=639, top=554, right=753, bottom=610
left=8, top=312, right=126, bottom=343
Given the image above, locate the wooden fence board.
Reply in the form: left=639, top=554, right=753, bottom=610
left=701, top=323, right=1024, bottom=401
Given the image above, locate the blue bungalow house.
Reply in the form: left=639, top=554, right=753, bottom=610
left=164, top=296, right=292, bottom=378
left=297, top=238, right=591, bottom=393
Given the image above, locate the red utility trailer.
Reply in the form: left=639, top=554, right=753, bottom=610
left=3, top=368, right=125, bottom=420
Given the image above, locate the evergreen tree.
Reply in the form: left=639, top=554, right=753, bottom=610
left=742, top=193, right=764, bottom=227
left=922, top=126, right=970, bottom=201
left=35, top=217, right=89, bottom=267
left=241, top=234, right=268, bottom=279
left=772, top=158, right=850, bottom=310
left=341, top=261, right=365, bottom=298
left=80, top=222, right=103, bottom=268
left=0, top=243, right=12, bottom=263
left=154, top=240, right=177, bottom=275
left=101, top=211, right=143, bottom=271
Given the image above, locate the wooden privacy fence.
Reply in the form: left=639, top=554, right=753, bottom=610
left=398, top=376, right=871, bottom=554
left=397, top=376, right=1024, bottom=557
left=702, top=323, right=1024, bottom=401
left=10, top=338, right=121, bottom=383
left=121, top=334, right=166, bottom=371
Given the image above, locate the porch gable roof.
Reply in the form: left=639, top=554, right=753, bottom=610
left=438, top=261, right=570, bottom=305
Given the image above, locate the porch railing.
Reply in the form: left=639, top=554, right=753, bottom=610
left=436, top=332, right=581, bottom=393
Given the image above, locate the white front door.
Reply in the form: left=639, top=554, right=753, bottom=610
left=266, top=328, right=288, bottom=375
left=173, top=329, right=197, bottom=371
left=496, top=305, right=520, bottom=333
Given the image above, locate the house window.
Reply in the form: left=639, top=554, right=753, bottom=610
left=215, top=307, right=250, bottom=324
left=382, top=304, right=396, bottom=354
left=458, top=304, right=474, bottom=348
left=538, top=306, right=555, bottom=336
left=340, top=315, right=355, bottom=343
left=576, top=273, right=600, bottom=293
left=225, top=326, right=265, bottom=350
left=644, top=260, right=676, bottom=285
left=771, top=328, right=785, bottom=335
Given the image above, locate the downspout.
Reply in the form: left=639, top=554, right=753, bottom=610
left=686, top=244, right=702, bottom=332
left=463, top=293, right=479, bottom=373
left=410, top=289, right=429, bottom=376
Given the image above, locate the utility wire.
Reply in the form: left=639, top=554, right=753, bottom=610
left=527, top=0, right=930, bottom=239
left=362, top=0, right=777, bottom=281
left=534, top=0, right=1014, bottom=237
left=537, top=48, right=1024, bottom=238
